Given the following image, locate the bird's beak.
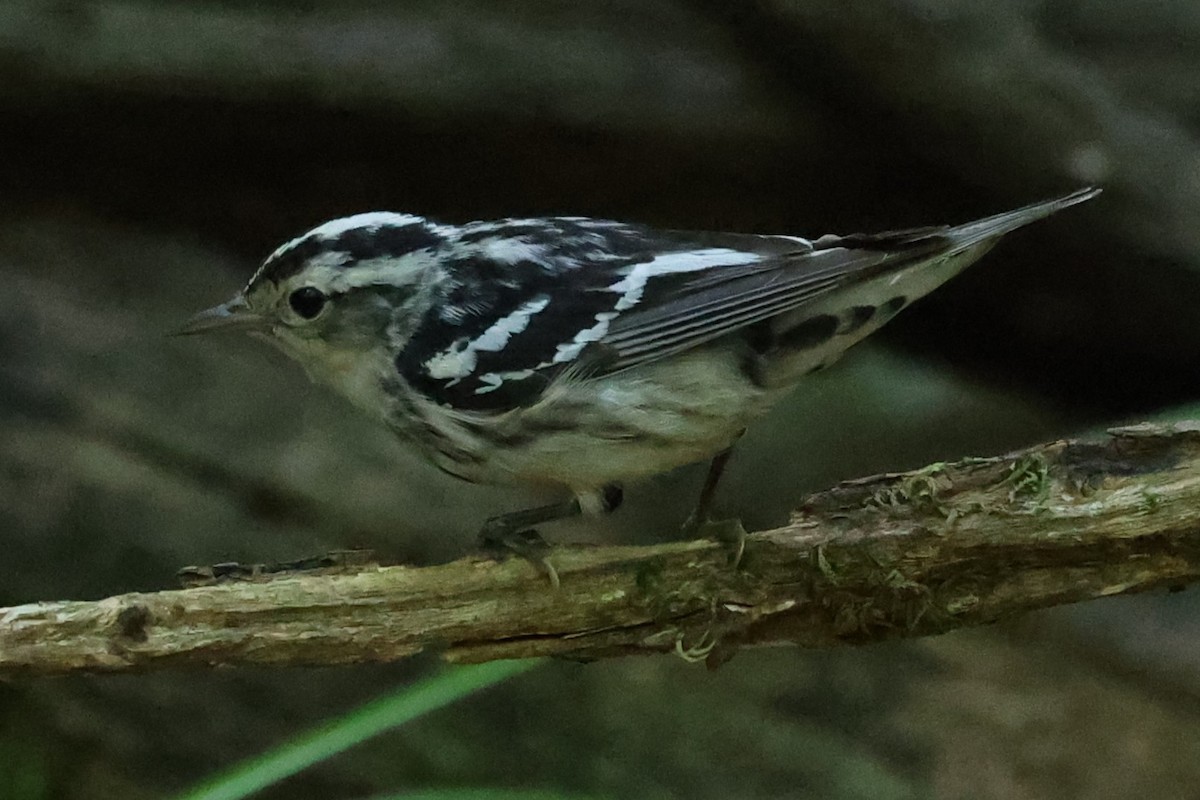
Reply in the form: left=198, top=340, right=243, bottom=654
left=175, top=295, right=268, bottom=335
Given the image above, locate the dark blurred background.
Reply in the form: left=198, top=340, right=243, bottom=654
left=3, top=1, right=1200, bottom=797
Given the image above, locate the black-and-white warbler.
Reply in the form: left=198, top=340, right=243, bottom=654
left=182, top=188, right=1098, bottom=574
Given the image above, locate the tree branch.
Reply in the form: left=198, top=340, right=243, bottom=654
left=4, top=422, right=1200, bottom=677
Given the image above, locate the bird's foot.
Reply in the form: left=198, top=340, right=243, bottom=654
left=681, top=515, right=747, bottom=569
left=477, top=523, right=560, bottom=589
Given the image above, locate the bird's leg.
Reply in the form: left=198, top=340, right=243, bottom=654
left=478, top=484, right=623, bottom=587
left=682, top=436, right=748, bottom=568
left=687, top=445, right=736, bottom=529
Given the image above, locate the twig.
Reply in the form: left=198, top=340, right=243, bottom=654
left=3, top=422, right=1200, bottom=677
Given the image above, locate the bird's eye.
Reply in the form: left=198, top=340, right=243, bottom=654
left=288, top=287, right=327, bottom=320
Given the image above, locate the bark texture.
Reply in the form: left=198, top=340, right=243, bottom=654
left=4, top=423, right=1197, bottom=677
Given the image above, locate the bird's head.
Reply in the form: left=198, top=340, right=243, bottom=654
left=179, top=212, right=446, bottom=392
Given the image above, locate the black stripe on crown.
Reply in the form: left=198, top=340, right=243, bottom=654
left=257, top=236, right=327, bottom=284
left=256, top=221, right=445, bottom=285
left=328, top=223, right=444, bottom=262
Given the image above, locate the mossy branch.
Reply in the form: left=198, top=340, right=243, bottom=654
left=3, top=422, right=1200, bottom=677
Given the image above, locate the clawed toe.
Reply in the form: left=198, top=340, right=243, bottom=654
left=477, top=526, right=560, bottom=588
left=681, top=516, right=747, bottom=569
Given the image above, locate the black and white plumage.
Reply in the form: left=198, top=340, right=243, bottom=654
left=182, top=188, right=1099, bottom=536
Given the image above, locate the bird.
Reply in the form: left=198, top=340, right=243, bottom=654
left=180, top=187, right=1099, bottom=579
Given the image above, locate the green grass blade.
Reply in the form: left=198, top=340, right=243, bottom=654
left=173, top=659, right=542, bottom=800
left=363, top=791, right=607, bottom=800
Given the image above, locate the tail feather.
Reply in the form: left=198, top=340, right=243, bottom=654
left=815, top=186, right=1100, bottom=255
left=944, top=186, right=1101, bottom=252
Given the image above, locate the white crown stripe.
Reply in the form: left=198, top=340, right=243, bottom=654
left=263, top=213, right=430, bottom=264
